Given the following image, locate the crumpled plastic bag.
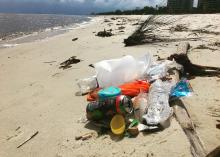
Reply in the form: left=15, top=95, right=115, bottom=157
left=146, top=62, right=168, bottom=81
left=142, top=79, right=174, bottom=126
left=94, top=54, right=152, bottom=88
left=145, top=60, right=177, bottom=82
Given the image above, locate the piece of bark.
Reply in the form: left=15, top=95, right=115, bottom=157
left=170, top=42, right=207, bottom=157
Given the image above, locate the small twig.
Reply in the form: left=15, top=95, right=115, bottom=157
left=43, top=61, right=56, bottom=64
left=75, top=132, right=94, bottom=141
left=15, top=126, right=21, bottom=131
left=17, top=131, right=39, bottom=148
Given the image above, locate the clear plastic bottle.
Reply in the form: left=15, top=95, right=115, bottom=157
left=142, top=79, right=173, bottom=126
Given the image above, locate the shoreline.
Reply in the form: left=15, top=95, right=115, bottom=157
left=0, top=15, right=95, bottom=49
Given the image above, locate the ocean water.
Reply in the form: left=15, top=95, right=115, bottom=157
left=0, top=13, right=91, bottom=48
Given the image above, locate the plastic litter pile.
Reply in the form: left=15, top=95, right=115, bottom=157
left=77, top=54, right=193, bottom=137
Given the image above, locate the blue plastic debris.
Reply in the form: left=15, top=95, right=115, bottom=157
left=170, top=79, right=193, bottom=98
left=98, top=86, right=121, bottom=100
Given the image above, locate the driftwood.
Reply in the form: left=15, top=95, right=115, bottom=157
left=169, top=42, right=207, bottom=157
left=206, top=146, right=220, bottom=157
left=167, top=43, right=220, bottom=79
left=172, top=98, right=207, bottom=157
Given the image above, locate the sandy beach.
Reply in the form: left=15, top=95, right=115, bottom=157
left=0, top=14, right=220, bottom=157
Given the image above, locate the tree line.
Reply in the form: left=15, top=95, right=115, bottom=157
left=93, top=6, right=220, bottom=15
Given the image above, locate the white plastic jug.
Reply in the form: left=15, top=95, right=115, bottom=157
left=94, top=55, right=152, bottom=88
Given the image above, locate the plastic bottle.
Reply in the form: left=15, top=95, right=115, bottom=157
left=86, top=95, right=133, bottom=120
left=142, top=79, right=173, bottom=126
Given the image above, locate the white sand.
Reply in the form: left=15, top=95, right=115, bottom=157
left=0, top=14, right=220, bottom=157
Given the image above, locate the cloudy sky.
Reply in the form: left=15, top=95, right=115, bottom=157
left=0, top=0, right=167, bottom=14
left=0, top=0, right=197, bottom=15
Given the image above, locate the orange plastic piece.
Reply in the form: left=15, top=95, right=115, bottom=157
left=87, top=88, right=101, bottom=101
left=119, top=80, right=150, bottom=97
left=87, top=80, right=150, bottom=101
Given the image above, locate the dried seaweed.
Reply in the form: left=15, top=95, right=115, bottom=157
left=118, top=26, right=125, bottom=30
left=194, top=45, right=217, bottom=51
left=209, top=41, right=220, bottom=47
left=104, top=19, right=111, bottom=23
left=170, top=24, right=188, bottom=32
left=59, top=56, right=81, bottom=69
left=192, top=29, right=220, bottom=35
left=96, top=29, right=113, bottom=37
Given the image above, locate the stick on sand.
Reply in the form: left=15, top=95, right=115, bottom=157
left=17, top=131, right=39, bottom=148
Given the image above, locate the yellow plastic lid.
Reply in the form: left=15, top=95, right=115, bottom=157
left=110, top=114, right=125, bottom=135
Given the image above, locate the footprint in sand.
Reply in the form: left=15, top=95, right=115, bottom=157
left=6, top=126, right=22, bottom=141
left=52, top=72, right=63, bottom=78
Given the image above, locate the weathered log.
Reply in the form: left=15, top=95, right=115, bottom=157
left=167, top=43, right=220, bottom=78
left=172, top=99, right=207, bottom=157
left=170, top=42, right=207, bottom=157
left=206, top=146, right=220, bottom=157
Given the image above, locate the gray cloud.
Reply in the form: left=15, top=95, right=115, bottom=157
left=0, top=0, right=165, bottom=14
